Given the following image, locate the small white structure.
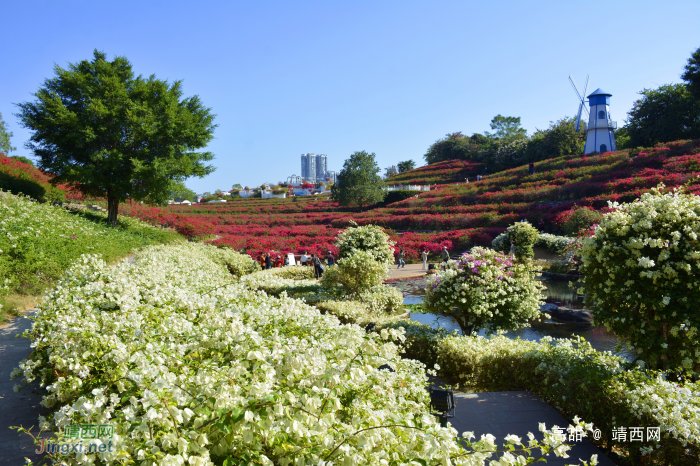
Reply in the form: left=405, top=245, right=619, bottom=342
left=238, top=190, right=255, bottom=198
left=583, top=88, right=617, bottom=154
left=208, top=199, right=227, bottom=203
left=261, top=190, right=287, bottom=199
left=386, top=185, right=430, bottom=192
left=181, top=200, right=192, bottom=205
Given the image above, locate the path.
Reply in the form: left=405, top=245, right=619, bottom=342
left=450, top=391, right=615, bottom=465
left=387, top=263, right=429, bottom=280
left=0, top=310, right=51, bottom=465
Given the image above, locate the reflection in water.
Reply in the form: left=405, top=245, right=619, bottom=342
left=393, top=277, right=633, bottom=360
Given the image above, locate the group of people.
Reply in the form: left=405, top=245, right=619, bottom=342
left=396, top=246, right=452, bottom=270
left=258, top=250, right=335, bottom=279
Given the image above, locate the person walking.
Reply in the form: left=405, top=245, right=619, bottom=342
left=275, top=255, right=283, bottom=268
left=259, top=253, right=266, bottom=270
left=312, top=253, right=324, bottom=279
left=510, top=240, right=516, bottom=259
left=421, top=250, right=429, bottom=270
left=397, top=249, right=406, bottom=269
left=440, top=246, right=450, bottom=269
left=326, top=250, right=335, bottom=267
left=283, top=255, right=289, bottom=266
left=265, top=253, right=272, bottom=270
left=529, top=162, right=535, bottom=175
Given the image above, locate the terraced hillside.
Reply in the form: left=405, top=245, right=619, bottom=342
left=122, top=139, right=700, bottom=260
left=385, top=159, right=485, bottom=185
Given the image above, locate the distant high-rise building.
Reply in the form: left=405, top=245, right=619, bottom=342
left=316, top=154, right=327, bottom=182
left=301, top=153, right=330, bottom=183
left=326, top=170, right=337, bottom=184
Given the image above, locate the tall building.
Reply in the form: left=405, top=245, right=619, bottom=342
left=301, top=153, right=329, bottom=183
left=316, top=154, right=327, bottom=182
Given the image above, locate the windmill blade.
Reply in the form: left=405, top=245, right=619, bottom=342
left=569, top=74, right=585, bottom=103
left=581, top=75, right=590, bottom=117
left=575, top=102, right=584, bottom=132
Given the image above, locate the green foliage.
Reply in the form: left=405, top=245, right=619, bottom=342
left=335, top=223, right=395, bottom=267
left=331, top=151, right=386, bottom=209
left=16, top=50, right=217, bottom=226
left=397, top=160, right=415, bottom=173
left=484, top=114, right=527, bottom=140
left=0, top=111, right=16, bottom=155
left=579, top=185, right=700, bottom=372
left=382, top=190, right=417, bottom=205
left=505, top=221, right=539, bottom=262
left=0, top=191, right=181, bottom=319
left=232, top=183, right=243, bottom=190
left=682, top=45, right=700, bottom=100
left=560, top=205, right=602, bottom=236
left=423, top=132, right=482, bottom=164
left=624, top=83, right=700, bottom=147
left=10, top=156, right=34, bottom=166
left=423, top=247, right=544, bottom=335
left=320, top=250, right=387, bottom=299
left=525, top=117, right=586, bottom=163
left=169, top=180, right=196, bottom=202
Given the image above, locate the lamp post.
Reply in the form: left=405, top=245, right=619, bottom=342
left=429, top=387, right=455, bottom=428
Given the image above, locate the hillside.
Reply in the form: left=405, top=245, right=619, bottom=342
left=0, top=153, right=85, bottom=202
left=121, top=139, right=700, bottom=261
left=385, top=159, right=485, bottom=185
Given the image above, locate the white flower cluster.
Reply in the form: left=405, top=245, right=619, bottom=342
left=15, top=243, right=595, bottom=465
left=579, top=184, right=700, bottom=370
left=424, top=247, right=545, bottom=335
left=493, top=231, right=575, bottom=256
left=335, top=223, right=396, bottom=267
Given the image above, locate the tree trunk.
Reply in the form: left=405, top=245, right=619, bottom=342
left=107, top=194, right=120, bottom=227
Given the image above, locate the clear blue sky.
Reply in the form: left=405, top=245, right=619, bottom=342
left=2, top=0, right=699, bottom=193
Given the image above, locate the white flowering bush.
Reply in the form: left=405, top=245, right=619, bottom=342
left=241, top=269, right=319, bottom=295
left=506, top=221, right=539, bottom=262
left=335, top=223, right=395, bottom=267
left=424, top=247, right=545, bottom=335
left=12, top=242, right=597, bottom=465
left=493, top=231, right=575, bottom=256
left=579, top=185, right=700, bottom=371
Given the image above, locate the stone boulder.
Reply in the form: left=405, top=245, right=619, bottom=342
left=539, top=303, right=593, bottom=324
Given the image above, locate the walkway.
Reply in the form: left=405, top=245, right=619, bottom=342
left=450, top=391, right=615, bottom=465
left=387, top=263, right=429, bottom=280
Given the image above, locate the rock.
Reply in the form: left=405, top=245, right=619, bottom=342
left=540, top=303, right=593, bottom=324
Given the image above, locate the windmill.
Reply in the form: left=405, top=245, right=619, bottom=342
left=569, top=74, right=589, bottom=132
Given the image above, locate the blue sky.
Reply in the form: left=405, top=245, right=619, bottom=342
left=2, top=0, right=699, bottom=193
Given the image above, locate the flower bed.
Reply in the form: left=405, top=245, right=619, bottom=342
left=13, top=243, right=591, bottom=465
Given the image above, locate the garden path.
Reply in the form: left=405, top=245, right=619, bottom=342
left=387, top=263, right=429, bottom=280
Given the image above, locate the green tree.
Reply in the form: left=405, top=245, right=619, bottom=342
left=232, top=183, right=243, bottom=190
left=169, top=181, right=196, bottom=202
left=0, top=111, right=16, bottom=155
left=681, top=45, right=700, bottom=100
left=525, top=117, right=586, bottom=162
left=484, top=115, right=527, bottom=140
left=16, top=50, right=216, bottom=226
left=331, top=151, right=386, bottom=210
left=624, top=84, right=700, bottom=147
left=397, top=160, right=416, bottom=173
left=9, top=155, right=34, bottom=167
left=423, top=132, right=482, bottom=164
left=505, top=221, right=540, bottom=263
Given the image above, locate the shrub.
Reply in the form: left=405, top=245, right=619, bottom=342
left=536, top=233, right=576, bottom=255
left=423, top=247, right=545, bottom=335
left=557, top=205, right=603, bottom=236
left=506, top=221, right=540, bottom=262
left=335, top=223, right=395, bottom=267
left=580, top=185, right=700, bottom=372
left=320, top=250, right=387, bottom=300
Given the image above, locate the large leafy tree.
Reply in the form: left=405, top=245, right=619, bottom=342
left=397, top=160, right=415, bottom=173
left=525, top=117, right=586, bottom=162
left=681, top=45, right=700, bottom=100
left=624, top=83, right=700, bottom=147
left=484, top=114, right=527, bottom=140
left=16, top=50, right=216, bottom=225
left=0, top=111, right=16, bottom=155
left=423, top=132, right=480, bottom=164
left=331, top=151, right=385, bottom=210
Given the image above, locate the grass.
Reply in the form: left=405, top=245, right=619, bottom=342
left=0, top=191, right=183, bottom=322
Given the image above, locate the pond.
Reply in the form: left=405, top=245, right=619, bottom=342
left=389, top=276, right=634, bottom=360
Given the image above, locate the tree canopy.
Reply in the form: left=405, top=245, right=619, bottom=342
left=16, top=50, right=217, bottom=225
left=331, top=151, right=386, bottom=210
left=397, top=160, right=415, bottom=173
left=0, top=111, right=16, bottom=156
left=484, top=114, right=527, bottom=140
left=624, top=83, right=700, bottom=147
left=682, top=45, right=700, bottom=100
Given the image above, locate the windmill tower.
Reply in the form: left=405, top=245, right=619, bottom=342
left=569, top=75, right=617, bottom=154
left=584, top=89, right=617, bottom=154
